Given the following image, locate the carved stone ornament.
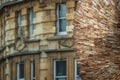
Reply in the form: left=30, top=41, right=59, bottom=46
left=58, top=39, right=74, bottom=48
left=15, top=37, right=26, bottom=52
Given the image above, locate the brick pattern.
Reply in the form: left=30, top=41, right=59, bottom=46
left=74, top=0, right=120, bottom=80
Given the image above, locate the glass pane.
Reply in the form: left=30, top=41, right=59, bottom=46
left=18, top=12, right=22, bottom=35
left=30, top=24, right=34, bottom=35
left=18, top=12, right=22, bottom=26
left=30, top=8, right=34, bottom=23
left=19, top=63, right=24, bottom=78
left=56, top=60, right=66, bottom=76
left=59, top=19, right=67, bottom=32
left=33, top=62, right=35, bottom=77
left=76, top=77, right=82, bottom=80
left=56, top=78, right=66, bottom=80
left=31, top=62, right=35, bottom=80
left=59, top=4, right=67, bottom=17
left=77, top=66, right=79, bottom=75
left=29, top=8, right=34, bottom=36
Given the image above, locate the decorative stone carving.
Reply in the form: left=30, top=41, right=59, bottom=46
left=58, top=39, right=74, bottom=48
left=15, top=37, right=26, bottom=52
left=15, top=26, right=26, bottom=51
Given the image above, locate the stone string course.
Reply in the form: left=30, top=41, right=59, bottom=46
left=74, top=0, right=120, bottom=80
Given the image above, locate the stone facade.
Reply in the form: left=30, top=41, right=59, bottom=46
left=74, top=0, right=120, bottom=80
left=0, top=0, right=78, bottom=80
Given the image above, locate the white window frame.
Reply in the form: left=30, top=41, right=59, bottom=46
left=54, top=60, right=67, bottom=80
left=75, top=59, right=81, bottom=80
left=31, top=62, right=35, bottom=80
left=18, top=12, right=22, bottom=37
left=57, top=3, right=67, bottom=35
left=29, top=8, right=35, bottom=39
left=17, top=63, right=24, bottom=80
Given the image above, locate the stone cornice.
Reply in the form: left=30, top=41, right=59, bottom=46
left=0, top=0, right=78, bottom=11
left=43, top=48, right=74, bottom=53
left=0, top=36, right=73, bottom=52
left=40, top=0, right=78, bottom=3
left=24, top=39, right=41, bottom=43
left=0, top=48, right=74, bottom=62
left=47, top=35, right=73, bottom=41
left=0, top=39, right=41, bottom=52
left=0, top=0, right=24, bottom=10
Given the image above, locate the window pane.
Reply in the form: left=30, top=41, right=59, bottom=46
left=29, top=8, right=34, bottom=37
left=19, top=63, right=24, bottom=78
left=59, top=4, right=67, bottom=17
left=30, top=24, right=34, bottom=35
left=33, top=62, right=35, bottom=77
left=18, top=12, right=22, bottom=36
left=18, top=12, right=22, bottom=26
left=76, top=77, right=82, bottom=80
left=56, top=60, right=66, bottom=76
left=77, top=66, right=79, bottom=75
left=31, top=62, right=35, bottom=80
left=59, top=19, right=67, bottom=32
left=56, top=78, right=66, bottom=80
left=30, top=8, right=34, bottom=24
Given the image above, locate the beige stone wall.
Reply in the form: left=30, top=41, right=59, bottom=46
left=0, top=0, right=76, bottom=80
left=0, top=0, right=76, bottom=55
left=74, top=0, right=120, bottom=79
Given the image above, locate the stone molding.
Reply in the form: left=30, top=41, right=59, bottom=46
left=0, top=48, right=74, bottom=62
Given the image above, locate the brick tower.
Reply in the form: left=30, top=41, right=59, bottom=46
left=74, top=0, right=120, bottom=79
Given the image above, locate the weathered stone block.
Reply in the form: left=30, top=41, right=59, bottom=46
left=66, top=1, right=75, bottom=8
left=67, top=25, right=74, bottom=32
left=48, top=41, right=58, bottom=49
left=66, top=13, right=74, bottom=20
left=21, top=8, right=27, bottom=15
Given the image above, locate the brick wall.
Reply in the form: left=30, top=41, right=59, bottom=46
left=74, top=0, right=120, bottom=79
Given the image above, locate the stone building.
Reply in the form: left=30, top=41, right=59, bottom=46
left=0, top=0, right=81, bottom=80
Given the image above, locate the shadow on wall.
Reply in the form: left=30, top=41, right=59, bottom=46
left=74, top=0, right=120, bottom=80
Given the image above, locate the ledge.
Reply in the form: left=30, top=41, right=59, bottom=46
left=0, top=0, right=79, bottom=10
left=0, top=39, right=41, bottom=52
left=0, top=0, right=24, bottom=10
left=39, top=0, right=78, bottom=4
left=43, top=48, right=75, bottom=53
left=47, top=35, right=73, bottom=41
left=24, top=39, right=41, bottom=43
left=0, top=50, right=41, bottom=61
left=0, top=48, right=75, bottom=61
